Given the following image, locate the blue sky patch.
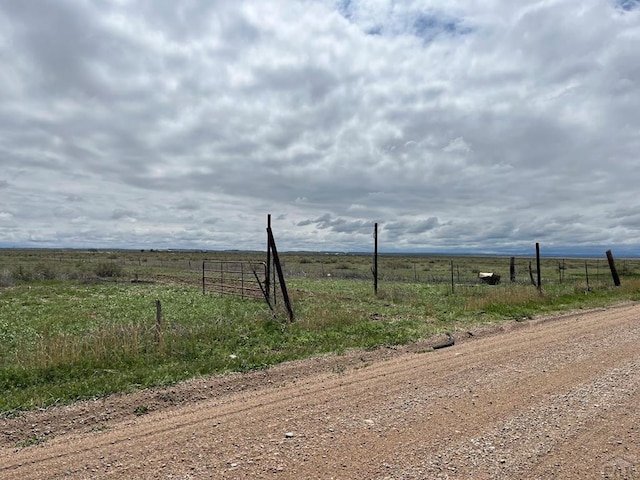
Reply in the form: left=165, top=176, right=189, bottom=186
left=337, top=0, right=353, bottom=20
left=412, top=13, right=473, bottom=42
left=617, top=0, right=640, bottom=11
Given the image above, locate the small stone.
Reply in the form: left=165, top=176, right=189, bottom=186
left=285, top=432, right=295, bottom=438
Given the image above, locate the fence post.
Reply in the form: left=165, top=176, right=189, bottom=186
left=558, top=261, right=561, bottom=283
left=155, top=299, right=164, bottom=349
left=529, top=261, right=536, bottom=287
left=220, top=261, right=224, bottom=297
left=266, top=214, right=271, bottom=303
left=536, top=242, right=542, bottom=293
left=450, top=260, right=455, bottom=293
left=202, top=261, right=205, bottom=295
left=585, top=260, right=591, bottom=292
left=373, top=223, right=378, bottom=295
left=510, top=257, right=516, bottom=282
left=267, top=227, right=294, bottom=322
left=606, top=249, right=621, bottom=286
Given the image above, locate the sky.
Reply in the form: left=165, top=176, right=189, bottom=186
left=1, top=0, right=640, bottom=255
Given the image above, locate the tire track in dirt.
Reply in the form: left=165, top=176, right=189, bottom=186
left=1, top=304, right=639, bottom=479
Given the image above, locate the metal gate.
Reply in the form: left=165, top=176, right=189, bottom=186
left=202, top=260, right=267, bottom=300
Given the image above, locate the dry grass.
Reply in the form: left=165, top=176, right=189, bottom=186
left=465, top=285, right=542, bottom=311
left=24, top=324, right=152, bottom=369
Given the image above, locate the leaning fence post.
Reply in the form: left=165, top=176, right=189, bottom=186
left=529, top=261, right=536, bottom=287
left=606, top=249, right=621, bottom=286
left=267, top=227, right=294, bottom=322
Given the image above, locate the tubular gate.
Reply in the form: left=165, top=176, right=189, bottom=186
left=202, top=260, right=267, bottom=300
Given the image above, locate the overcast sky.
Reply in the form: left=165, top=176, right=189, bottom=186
left=1, top=0, right=639, bottom=254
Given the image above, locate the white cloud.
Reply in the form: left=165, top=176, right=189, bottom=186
left=0, top=0, right=639, bottom=254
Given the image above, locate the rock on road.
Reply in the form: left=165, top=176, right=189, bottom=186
left=1, top=304, right=639, bottom=479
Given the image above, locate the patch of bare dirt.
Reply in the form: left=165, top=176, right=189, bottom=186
left=1, top=304, right=639, bottom=479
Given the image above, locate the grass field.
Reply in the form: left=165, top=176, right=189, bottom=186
left=2, top=248, right=639, bottom=414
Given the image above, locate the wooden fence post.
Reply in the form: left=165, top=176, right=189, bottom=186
left=529, top=261, right=536, bottom=287
left=450, top=260, right=455, bottom=293
left=510, top=257, right=516, bottom=282
left=584, top=260, right=591, bottom=292
left=155, top=299, right=164, bottom=348
left=606, top=249, right=621, bottom=286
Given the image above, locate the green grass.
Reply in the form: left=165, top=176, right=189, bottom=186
left=1, top=249, right=640, bottom=414
left=0, top=280, right=436, bottom=412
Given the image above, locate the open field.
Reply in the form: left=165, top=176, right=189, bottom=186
left=3, top=248, right=639, bottom=285
left=1, top=248, right=640, bottom=415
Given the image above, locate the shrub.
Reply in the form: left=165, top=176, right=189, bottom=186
left=34, top=263, right=59, bottom=280
left=10, top=263, right=65, bottom=282
left=12, top=265, right=34, bottom=282
left=94, top=263, right=122, bottom=278
left=0, top=270, right=14, bottom=287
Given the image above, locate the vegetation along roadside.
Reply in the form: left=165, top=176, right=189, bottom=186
left=1, top=249, right=639, bottom=414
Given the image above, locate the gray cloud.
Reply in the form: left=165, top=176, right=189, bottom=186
left=0, top=1, right=639, bottom=253
left=111, top=209, right=138, bottom=221
left=298, top=214, right=371, bottom=235
left=385, top=217, right=441, bottom=235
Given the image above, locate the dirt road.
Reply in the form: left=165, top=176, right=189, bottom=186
left=1, top=304, right=639, bottom=479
